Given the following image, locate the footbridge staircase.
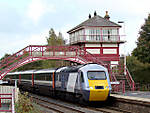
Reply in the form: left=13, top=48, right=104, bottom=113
left=0, top=45, right=135, bottom=92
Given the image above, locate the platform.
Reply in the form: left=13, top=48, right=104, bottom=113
left=110, top=91, right=150, bottom=113
left=111, top=91, right=150, bottom=102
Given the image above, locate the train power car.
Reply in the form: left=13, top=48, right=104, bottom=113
left=5, top=63, right=111, bottom=101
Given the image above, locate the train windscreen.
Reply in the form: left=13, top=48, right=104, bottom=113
left=87, top=71, right=106, bottom=80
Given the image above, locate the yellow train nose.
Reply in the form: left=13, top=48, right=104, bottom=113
left=89, top=89, right=109, bottom=101
left=88, top=80, right=110, bottom=101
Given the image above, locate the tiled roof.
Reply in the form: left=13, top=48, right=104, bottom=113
left=67, top=15, right=121, bottom=33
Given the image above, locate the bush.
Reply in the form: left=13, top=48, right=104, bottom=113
left=15, top=92, right=40, bottom=113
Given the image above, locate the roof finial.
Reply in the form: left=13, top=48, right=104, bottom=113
left=94, top=11, right=97, bottom=16
left=104, top=11, right=110, bottom=20
left=89, top=14, right=91, bottom=19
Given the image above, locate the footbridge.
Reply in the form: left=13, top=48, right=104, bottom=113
left=0, top=45, right=135, bottom=92
left=0, top=45, right=104, bottom=80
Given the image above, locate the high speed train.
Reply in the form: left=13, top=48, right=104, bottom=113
left=5, top=63, right=111, bottom=101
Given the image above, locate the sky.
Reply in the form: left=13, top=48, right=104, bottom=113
left=0, top=0, right=150, bottom=58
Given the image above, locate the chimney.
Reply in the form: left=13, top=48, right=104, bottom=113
left=94, top=11, right=97, bottom=16
left=104, top=11, right=110, bottom=20
left=89, top=14, right=91, bottom=19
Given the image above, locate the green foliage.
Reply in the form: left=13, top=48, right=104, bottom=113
left=132, top=14, right=150, bottom=63
left=15, top=59, right=70, bottom=71
left=41, top=60, right=70, bottom=69
left=0, top=53, right=11, bottom=61
left=46, top=28, right=65, bottom=46
left=0, top=53, right=12, bottom=71
left=127, top=55, right=150, bottom=83
left=15, top=92, right=40, bottom=113
left=127, top=15, right=150, bottom=87
left=14, top=60, right=43, bottom=71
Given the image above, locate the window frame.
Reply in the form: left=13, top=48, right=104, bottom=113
left=87, top=71, right=107, bottom=80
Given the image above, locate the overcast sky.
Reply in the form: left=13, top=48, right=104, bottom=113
left=0, top=0, right=150, bottom=58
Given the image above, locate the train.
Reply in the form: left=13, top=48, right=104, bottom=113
left=5, top=63, right=111, bottom=102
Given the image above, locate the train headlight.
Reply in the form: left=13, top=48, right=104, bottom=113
left=105, top=86, right=109, bottom=89
left=89, top=86, right=93, bottom=89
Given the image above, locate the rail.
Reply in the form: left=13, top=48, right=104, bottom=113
left=111, top=94, right=150, bottom=113
left=29, top=93, right=129, bottom=113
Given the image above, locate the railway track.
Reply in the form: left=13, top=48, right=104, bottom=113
left=32, top=96, right=87, bottom=113
left=30, top=94, right=100, bottom=113
left=87, top=107, right=132, bottom=113
left=28, top=93, right=128, bottom=113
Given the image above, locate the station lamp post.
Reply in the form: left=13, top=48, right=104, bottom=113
left=118, top=21, right=126, bottom=75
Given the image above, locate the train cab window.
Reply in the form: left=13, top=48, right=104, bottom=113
left=80, top=71, right=84, bottom=83
left=87, top=71, right=106, bottom=80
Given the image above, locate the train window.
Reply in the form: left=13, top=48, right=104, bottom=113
left=35, top=73, right=51, bottom=81
left=22, top=74, right=32, bottom=80
left=80, top=71, right=84, bottom=83
left=87, top=71, right=106, bottom=80
left=58, top=74, right=61, bottom=82
left=49, top=73, right=52, bottom=81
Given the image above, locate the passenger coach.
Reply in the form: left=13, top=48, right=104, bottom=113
left=5, top=63, right=111, bottom=101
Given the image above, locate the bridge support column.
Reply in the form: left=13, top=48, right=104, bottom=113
left=32, top=73, right=34, bottom=87
left=0, top=96, right=1, bottom=108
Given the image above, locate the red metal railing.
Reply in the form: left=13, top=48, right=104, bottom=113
left=0, top=88, right=15, bottom=113
left=111, top=80, right=125, bottom=93
left=0, top=45, right=135, bottom=92
left=126, top=68, right=135, bottom=91
left=0, top=45, right=105, bottom=80
left=77, top=48, right=105, bottom=66
left=120, top=80, right=125, bottom=93
left=0, top=96, right=2, bottom=108
left=0, top=46, right=29, bottom=69
left=109, top=64, right=135, bottom=92
left=70, top=34, right=123, bottom=44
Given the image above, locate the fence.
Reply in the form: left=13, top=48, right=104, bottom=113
left=111, top=80, right=125, bottom=93
left=0, top=86, right=19, bottom=113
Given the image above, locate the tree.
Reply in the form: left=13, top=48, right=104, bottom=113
left=46, top=28, right=65, bottom=46
left=127, top=55, right=150, bottom=83
left=44, top=28, right=68, bottom=68
left=0, top=53, right=11, bottom=70
left=57, top=32, right=66, bottom=45
left=0, top=53, right=11, bottom=61
left=15, top=60, right=43, bottom=71
left=46, top=28, right=57, bottom=46
left=132, top=14, right=150, bottom=63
